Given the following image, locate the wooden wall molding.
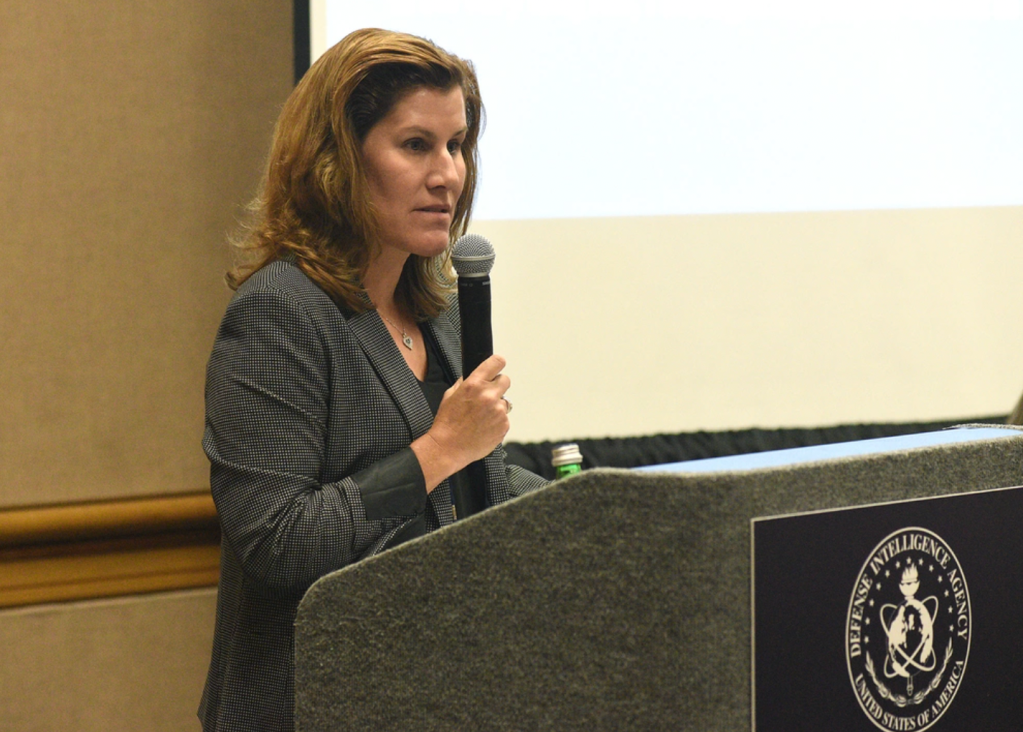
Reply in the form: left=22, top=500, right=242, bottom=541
left=0, top=493, right=220, bottom=609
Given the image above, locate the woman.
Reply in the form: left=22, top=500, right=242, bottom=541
left=198, top=29, right=546, bottom=731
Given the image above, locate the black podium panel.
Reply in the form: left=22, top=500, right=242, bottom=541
left=754, top=486, right=1023, bottom=731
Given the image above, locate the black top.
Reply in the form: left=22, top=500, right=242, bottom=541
left=419, top=327, right=477, bottom=520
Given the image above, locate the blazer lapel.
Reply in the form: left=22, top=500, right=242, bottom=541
left=423, top=312, right=462, bottom=381
left=346, top=309, right=434, bottom=441
left=347, top=308, right=460, bottom=528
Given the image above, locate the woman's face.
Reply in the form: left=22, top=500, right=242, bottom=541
left=361, top=85, right=468, bottom=261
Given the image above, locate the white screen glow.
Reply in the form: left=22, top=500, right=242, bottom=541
left=316, top=2, right=1023, bottom=220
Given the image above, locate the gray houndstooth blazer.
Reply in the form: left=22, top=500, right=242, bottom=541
left=198, top=259, right=547, bottom=731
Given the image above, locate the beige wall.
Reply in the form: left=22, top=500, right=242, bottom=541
left=0, top=3, right=291, bottom=729
left=475, top=206, right=1023, bottom=443
left=0, top=2, right=293, bottom=509
left=0, top=590, right=217, bottom=732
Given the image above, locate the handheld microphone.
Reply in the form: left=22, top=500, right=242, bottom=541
left=451, top=233, right=495, bottom=379
left=450, top=233, right=497, bottom=518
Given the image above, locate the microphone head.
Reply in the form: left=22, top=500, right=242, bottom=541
left=451, top=233, right=495, bottom=277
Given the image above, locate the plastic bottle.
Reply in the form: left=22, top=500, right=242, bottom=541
left=551, top=443, right=584, bottom=479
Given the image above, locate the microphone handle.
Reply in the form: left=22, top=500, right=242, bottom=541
left=456, top=274, right=494, bottom=517
left=457, top=275, right=493, bottom=378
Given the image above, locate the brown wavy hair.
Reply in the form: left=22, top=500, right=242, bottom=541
left=226, top=28, right=484, bottom=319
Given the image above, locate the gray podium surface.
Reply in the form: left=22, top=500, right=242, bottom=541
left=294, top=426, right=1023, bottom=730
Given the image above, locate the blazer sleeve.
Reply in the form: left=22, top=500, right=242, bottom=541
left=203, top=284, right=426, bottom=596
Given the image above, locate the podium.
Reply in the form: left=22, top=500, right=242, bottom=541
left=294, top=426, right=1023, bottom=730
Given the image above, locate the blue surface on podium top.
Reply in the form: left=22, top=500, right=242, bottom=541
left=635, top=426, right=1019, bottom=474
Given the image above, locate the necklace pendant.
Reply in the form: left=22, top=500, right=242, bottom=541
left=402, top=333, right=414, bottom=350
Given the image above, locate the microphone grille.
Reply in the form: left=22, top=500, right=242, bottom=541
left=451, top=233, right=495, bottom=277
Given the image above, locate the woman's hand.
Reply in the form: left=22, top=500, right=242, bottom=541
left=411, top=354, right=511, bottom=492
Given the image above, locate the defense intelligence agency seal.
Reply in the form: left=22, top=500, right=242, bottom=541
left=846, top=527, right=970, bottom=731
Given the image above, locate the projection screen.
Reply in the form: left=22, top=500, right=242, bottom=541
left=304, top=2, right=1023, bottom=442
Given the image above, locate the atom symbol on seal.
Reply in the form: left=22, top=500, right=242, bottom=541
left=880, top=563, right=938, bottom=695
